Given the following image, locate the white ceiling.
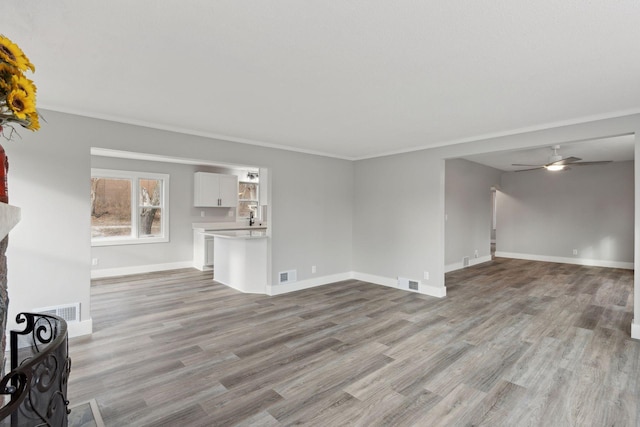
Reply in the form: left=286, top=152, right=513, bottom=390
left=2, top=1, right=640, bottom=160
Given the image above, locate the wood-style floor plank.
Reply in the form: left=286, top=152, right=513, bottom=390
left=68, top=258, right=638, bottom=425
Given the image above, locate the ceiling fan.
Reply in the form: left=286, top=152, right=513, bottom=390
left=512, top=145, right=612, bottom=172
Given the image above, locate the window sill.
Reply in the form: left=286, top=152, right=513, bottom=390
left=91, top=236, right=169, bottom=247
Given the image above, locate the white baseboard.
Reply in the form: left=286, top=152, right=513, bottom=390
left=632, top=320, right=640, bottom=340
left=352, top=272, right=446, bottom=298
left=268, top=271, right=446, bottom=298
left=445, top=263, right=461, bottom=273
left=67, top=318, right=93, bottom=338
left=351, top=272, right=397, bottom=289
left=423, top=284, right=447, bottom=298
left=268, top=272, right=354, bottom=296
left=494, top=251, right=633, bottom=270
left=91, top=261, right=194, bottom=279
left=445, top=255, right=492, bottom=273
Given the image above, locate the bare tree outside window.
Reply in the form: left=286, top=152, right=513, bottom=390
left=139, top=179, right=162, bottom=236
left=91, top=169, right=169, bottom=245
left=91, top=177, right=132, bottom=238
left=238, top=182, right=259, bottom=219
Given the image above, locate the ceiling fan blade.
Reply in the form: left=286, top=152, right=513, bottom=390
left=571, top=161, right=612, bottom=166
left=514, top=167, right=544, bottom=172
left=512, top=163, right=544, bottom=167
left=547, top=156, right=581, bottom=166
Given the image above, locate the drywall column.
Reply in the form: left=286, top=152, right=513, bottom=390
left=633, top=132, right=640, bottom=339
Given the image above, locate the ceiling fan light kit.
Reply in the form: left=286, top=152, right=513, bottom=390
left=512, top=145, right=612, bottom=173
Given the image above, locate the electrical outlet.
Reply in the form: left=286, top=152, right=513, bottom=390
left=474, top=249, right=479, bottom=258
left=91, top=258, right=99, bottom=266
left=572, top=249, right=578, bottom=255
left=200, top=211, right=205, bottom=217
left=311, top=265, right=317, bottom=274
left=424, top=271, right=429, bottom=280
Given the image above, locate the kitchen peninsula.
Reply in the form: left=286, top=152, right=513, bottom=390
left=192, top=222, right=268, bottom=294
left=211, top=230, right=268, bottom=294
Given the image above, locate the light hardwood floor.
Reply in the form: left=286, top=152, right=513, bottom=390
left=69, top=258, right=639, bottom=426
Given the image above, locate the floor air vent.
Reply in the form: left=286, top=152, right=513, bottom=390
left=279, top=270, right=297, bottom=284
left=34, top=303, right=80, bottom=322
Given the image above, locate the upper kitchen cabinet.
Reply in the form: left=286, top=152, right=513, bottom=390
left=194, top=172, right=238, bottom=207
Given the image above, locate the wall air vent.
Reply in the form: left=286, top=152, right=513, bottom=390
left=398, top=277, right=421, bottom=293
left=33, top=303, right=80, bottom=323
left=279, top=270, right=297, bottom=284
left=463, top=256, right=470, bottom=267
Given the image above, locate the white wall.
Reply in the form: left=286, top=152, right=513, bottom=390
left=7, top=122, right=93, bottom=336
left=496, top=161, right=634, bottom=268
left=353, top=114, right=640, bottom=314
left=5, top=108, right=640, bottom=338
left=445, top=159, right=502, bottom=271
left=5, top=109, right=353, bottom=336
left=353, top=151, right=446, bottom=296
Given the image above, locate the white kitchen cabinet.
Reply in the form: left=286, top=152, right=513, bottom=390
left=194, top=172, right=238, bottom=207
left=193, top=231, right=214, bottom=270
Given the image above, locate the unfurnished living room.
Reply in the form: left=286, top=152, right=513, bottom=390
left=0, top=2, right=639, bottom=426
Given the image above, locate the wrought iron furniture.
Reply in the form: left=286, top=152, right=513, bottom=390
left=0, top=312, right=71, bottom=426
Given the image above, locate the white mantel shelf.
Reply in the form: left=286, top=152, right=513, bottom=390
left=0, top=203, right=21, bottom=239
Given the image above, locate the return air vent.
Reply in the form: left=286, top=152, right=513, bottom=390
left=398, top=277, right=421, bottom=293
left=33, top=303, right=80, bottom=323
left=279, top=270, right=297, bottom=284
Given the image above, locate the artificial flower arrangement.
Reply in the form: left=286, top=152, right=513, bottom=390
left=0, top=34, right=39, bottom=139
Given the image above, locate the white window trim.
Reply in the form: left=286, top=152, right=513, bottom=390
left=91, top=168, right=170, bottom=247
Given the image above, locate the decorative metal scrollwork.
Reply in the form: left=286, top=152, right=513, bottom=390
left=0, top=312, right=70, bottom=426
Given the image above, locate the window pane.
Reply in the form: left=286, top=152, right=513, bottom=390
left=139, top=208, right=162, bottom=237
left=238, top=201, right=258, bottom=219
left=139, top=179, right=163, bottom=237
left=140, top=179, right=161, bottom=206
left=91, top=178, right=132, bottom=238
left=239, top=183, right=258, bottom=200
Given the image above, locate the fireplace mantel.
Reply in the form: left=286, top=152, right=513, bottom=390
left=0, top=203, right=20, bottom=240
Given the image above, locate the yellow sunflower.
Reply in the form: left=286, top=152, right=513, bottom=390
left=0, top=78, right=9, bottom=93
left=0, top=62, right=17, bottom=76
left=0, top=64, right=17, bottom=92
left=26, top=111, right=40, bottom=131
left=7, top=89, right=35, bottom=119
left=11, top=74, right=36, bottom=98
left=0, top=35, right=35, bottom=72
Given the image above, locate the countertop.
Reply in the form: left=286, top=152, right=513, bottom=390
left=193, top=222, right=267, bottom=232
left=206, top=230, right=268, bottom=240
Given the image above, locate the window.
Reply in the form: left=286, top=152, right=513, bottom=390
left=91, top=169, right=169, bottom=246
left=238, top=181, right=259, bottom=219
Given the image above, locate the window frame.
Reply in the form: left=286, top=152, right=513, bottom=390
left=91, top=168, right=170, bottom=247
